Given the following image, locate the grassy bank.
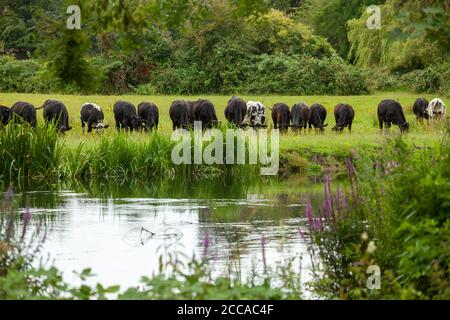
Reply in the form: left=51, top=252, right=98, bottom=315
left=0, top=92, right=448, bottom=182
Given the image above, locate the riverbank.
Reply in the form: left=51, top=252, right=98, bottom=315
left=0, top=92, right=447, bottom=183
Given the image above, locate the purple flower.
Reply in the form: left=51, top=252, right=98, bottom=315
left=261, top=234, right=268, bottom=271
left=21, top=208, right=31, bottom=239
left=4, top=185, right=13, bottom=201
left=306, top=196, right=313, bottom=228
left=313, top=218, right=323, bottom=231
left=298, top=228, right=306, bottom=241
left=202, top=231, right=210, bottom=258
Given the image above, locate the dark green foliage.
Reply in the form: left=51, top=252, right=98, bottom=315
left=309, top=129, right=450, bottom=299
left=0, top=55, right=56, bottom=93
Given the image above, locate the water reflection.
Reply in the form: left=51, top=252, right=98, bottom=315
left=5, top=176, right=339, bottom=291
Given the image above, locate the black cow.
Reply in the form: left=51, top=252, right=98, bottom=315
left=0, top=105, right=11, bottom=126
left=42, top=100, right=72, bottom=133
left=10, top=101, right=38, bottom=127
left=291, top=103, right=310, bottom=133
left=271, top=103, right=290, bottom=132
left=332, top=104, right=355, bottom=133
left=224, top=96, right=247, bottom=127
left=413, top=98, right=429, bottom=122
left=80, top=103, right=109, bottom=133
left=113, top=101, right=143, bottom=132
left=378, top=99, right=409, bottom=133
left=191, top=99, right=219, bottom=130
left=138, top=102, right=159, bottom=132
left=169, top=100, right=190, bottom=131
left=309, top=104, right=328, bottom=132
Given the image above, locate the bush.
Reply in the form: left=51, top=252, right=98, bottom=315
left=0, top=55, right=56, bottom=93
left=307, top=130, right=450, bottom=299
left=400, top=63, right=450, bottom=96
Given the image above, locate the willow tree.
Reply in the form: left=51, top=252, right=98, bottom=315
left=347, top=0, right=448, bottom=72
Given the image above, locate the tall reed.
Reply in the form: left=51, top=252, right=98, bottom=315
left=0, top=123, right=63, bottom=183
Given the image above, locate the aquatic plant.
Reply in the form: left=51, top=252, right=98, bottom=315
left=0, top=123, right=63, bottom=184
left=306, top=128, right=450, bottom=299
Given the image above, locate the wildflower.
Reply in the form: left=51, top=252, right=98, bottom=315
left=261, top=234, right=268, bottom=272
left=361, top=232, right=369, bottom=242
left=367, top=241, right=377, bottom=254
left=21, top=208, right=32, bottom=239
left=4, top=185, right=13, bottom=201
left=202, top=231, right=210, bottom=257
left=306, top=196, right=313, bottom=228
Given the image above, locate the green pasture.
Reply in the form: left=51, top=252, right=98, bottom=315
left=0, top=91, right=447, bottom=158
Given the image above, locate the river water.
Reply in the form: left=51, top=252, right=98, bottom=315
left=11, top=176, right=327, bottom=293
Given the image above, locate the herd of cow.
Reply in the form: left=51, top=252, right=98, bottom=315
left=0, top=96, right=446, bottom=134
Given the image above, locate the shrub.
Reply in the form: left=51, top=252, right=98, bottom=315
left=307, top=130, right=450, bottom=299
left=0, top=55, right=56, bottom=93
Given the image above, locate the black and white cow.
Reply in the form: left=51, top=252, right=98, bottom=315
left=427, top=98, right=446, bottom=120
left=271, top=103, right=290, bottom=132
left=225, top=96, right=247, bottom=127
left=10, top=101, right=38, bottom=127
left=244, top=101, right=266, bottom=128
left=42, top=100, right=72, bottom=133
left=113, top=101, right=143, bottom=132
left=138, top=102, right=159, bottom=131
left=169, top=100, right=190, bottom=131
left=413, top=98, right=429, bottom=122
left=332, top=104, right=355, bottom=133
left=0, top=105, right=11, bottom=126
left=309, top=104, right=328, bottom=132
left=290, top=103, right=310, bottom=133
left=80, top=103, right=109, bottom=133
left=378, top=100, right=409, bottom=133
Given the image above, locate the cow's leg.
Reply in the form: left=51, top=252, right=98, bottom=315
left=379, top=118, right=384, bottom=133
left=88, top=120, right=94, bottom=133
left=81, top=119, right=86, bottom=133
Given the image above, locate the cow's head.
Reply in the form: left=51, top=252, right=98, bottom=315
left=60, top=126, right=73, bottom=134
left=0, top=106, right=11, bottom=125
left=400, top=122, right=410, bottom=132
left=131, top=116, right=144, bottom=131
left=332, top=124, right=344, bottom=133
left=95, top=123, right=110, bottom=132
left=320, top=123, right=328, bottom=133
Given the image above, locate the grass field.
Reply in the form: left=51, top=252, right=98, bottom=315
left=0, top=91, right=448, bottom=174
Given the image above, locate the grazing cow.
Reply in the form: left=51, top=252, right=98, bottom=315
left=0, top=105, right=11, bottom=126
left=10, top=101, right=38, bottom=127
left=377, top=100, right=409, bottom=133
left=42, top=100, right=72, bottom=133
left=224, top=96, right=247, bottom=127
left=138, top=102, right=159, bottom=131
left=290, top=103, right=310, bottom=133
left=427, top=98, right=446, bottom=120
left=185, top=99, right=219, bottom=129
left=332, top=104, right=355, bottom=133
left=80, top=103, right=109, bottom=133
left=169, top=100, right=190, bottom=131
left=413, top=98, right=430, bottom=122
left=309, top=104, right=328, bottom=132
left=245, top=101, right=266, bottom=128
left=192, top=99, right=219, bottom=130
left=113, top=101, right=143, bottom=132
left=271, top=103, right=290, bottom=132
